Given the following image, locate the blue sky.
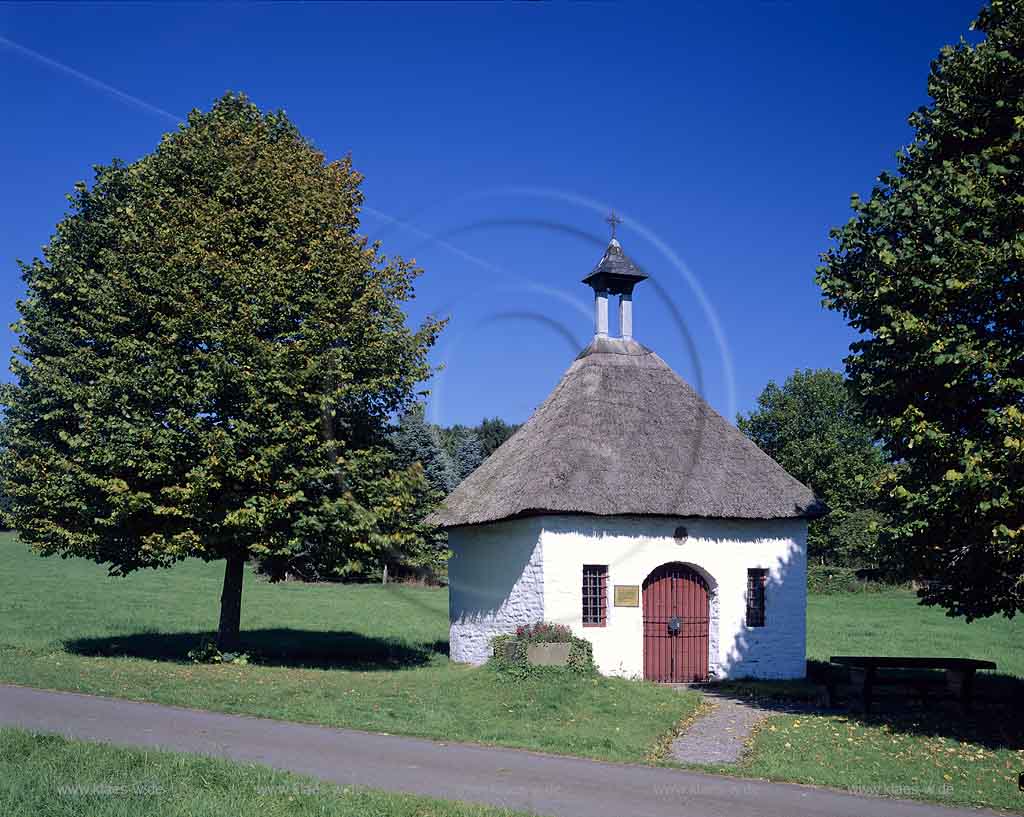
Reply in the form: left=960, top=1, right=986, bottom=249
left=1, top=2, right=982, bottom=427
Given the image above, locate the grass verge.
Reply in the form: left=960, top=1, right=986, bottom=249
left=0, top=728, right=534, bottom=817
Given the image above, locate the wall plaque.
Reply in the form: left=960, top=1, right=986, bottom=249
left=613, top=584, right=640, bottom=607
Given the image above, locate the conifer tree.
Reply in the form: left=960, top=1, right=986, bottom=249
left=391, top=407, right=457, bottom=497
left=452, top=428, right=485, bottom=483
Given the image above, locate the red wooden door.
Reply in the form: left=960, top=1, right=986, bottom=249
left=642, top=563, right=709, bottom=683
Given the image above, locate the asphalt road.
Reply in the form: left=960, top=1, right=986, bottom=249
left=0, top=684, right=998, bottom=817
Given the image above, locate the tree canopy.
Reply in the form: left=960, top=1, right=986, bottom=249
left=816, top=2, right=1024, bottom=618
left=738, top=369, right=890, bottom=567
left=1, top=93, right=444, bottom=647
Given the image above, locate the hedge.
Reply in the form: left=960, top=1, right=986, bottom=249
left=807, top=565, right=897, bottom=594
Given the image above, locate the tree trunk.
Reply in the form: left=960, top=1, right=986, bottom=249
left=217, top=554, right=245, bottom=652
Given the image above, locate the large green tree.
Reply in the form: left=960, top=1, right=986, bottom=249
left=1, top=94, right=444, bottom=648
left=817, top=2, right=1024, bottom=618
left=738, top=369, right=890, bottom=567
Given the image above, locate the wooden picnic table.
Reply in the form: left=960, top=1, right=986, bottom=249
left=828, top=656, right=997, bottom=713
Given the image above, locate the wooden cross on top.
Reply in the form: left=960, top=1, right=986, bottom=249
left=605, top=210, right=622, bottom=240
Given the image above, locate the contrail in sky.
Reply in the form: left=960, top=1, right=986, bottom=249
left=0, top=34, right=523, bottom=281
left=0, top=34, right=180, bottom=124
left=362, top=205, right=502, bottom=274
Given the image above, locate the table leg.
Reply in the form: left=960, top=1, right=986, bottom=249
left=947, top=668, right=976, bottom=713
left=850, top=667, right=875, bottom=714
left=864, top=666, right=875, bottom=713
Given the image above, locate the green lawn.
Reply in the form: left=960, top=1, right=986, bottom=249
left=0, top=728, right=535, bottom=817
left=0, top=534, right=697, bottom=763
left=808, top=591, right=1023, bottom=677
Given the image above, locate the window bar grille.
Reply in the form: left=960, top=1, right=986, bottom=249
left=746, top=568, right=767, bottom=627
left=583, top=565, right=608, bottom=627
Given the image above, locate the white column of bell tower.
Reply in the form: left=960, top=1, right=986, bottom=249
left=595, top=289, right=609, bottom=338
left=619, top=292, right=633, bottom=340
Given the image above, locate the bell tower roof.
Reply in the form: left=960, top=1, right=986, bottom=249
left=581, top=237, right=648, bottom=295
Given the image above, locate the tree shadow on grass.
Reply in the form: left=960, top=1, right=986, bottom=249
left=65, top=629, right=450, bottom=671
left=711, top=660, right=1024, bottom=751
left=822, top=664, right=1024, bottom=752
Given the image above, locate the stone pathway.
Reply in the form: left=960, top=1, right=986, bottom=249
left=670, top=688, right=824, bottom=765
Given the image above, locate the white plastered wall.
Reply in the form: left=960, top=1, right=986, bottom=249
left=446, top=514, right=807, bottom=680
left=539, top=515, right=807, bottom=679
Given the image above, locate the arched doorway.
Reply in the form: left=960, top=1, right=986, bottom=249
left=642, top=563, right=710, bottom=682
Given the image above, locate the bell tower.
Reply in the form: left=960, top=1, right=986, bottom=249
left=581, top=212, right=648, bottom=340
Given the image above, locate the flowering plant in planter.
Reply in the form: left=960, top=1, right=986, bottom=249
left=514, top=622, right=572, bottom=643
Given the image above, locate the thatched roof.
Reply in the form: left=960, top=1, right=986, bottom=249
left=427, top=337, right=824, bottom=528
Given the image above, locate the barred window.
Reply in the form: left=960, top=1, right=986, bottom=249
left=582, top=564, right=608, bottom=627
left=746, top=568, right=768, bottom=627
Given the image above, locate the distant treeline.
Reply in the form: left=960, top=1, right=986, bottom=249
left=393, top=413, right=521, bottom=500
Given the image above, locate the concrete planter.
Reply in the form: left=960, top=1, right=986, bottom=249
left=526, top=642, right=571, bottom=667
left=495, top=640, right=520, bottom=662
